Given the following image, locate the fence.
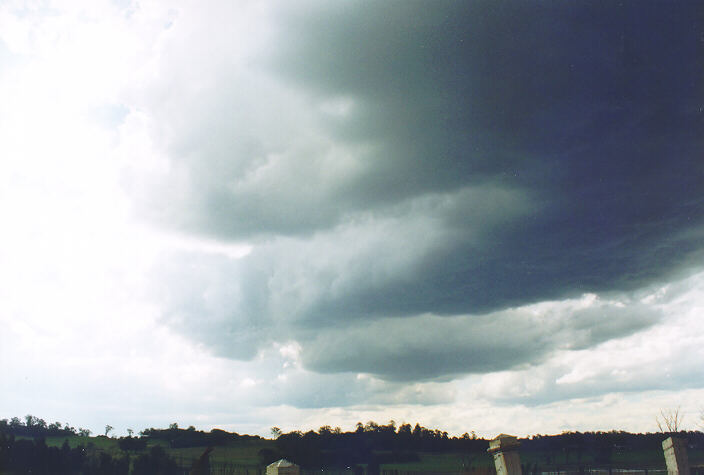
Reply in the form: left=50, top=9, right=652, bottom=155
left=527, top=469, right=668, bottom=475
left=381, top=469, right=496, bottom=475
left=167, top=463, right=703, bottom=475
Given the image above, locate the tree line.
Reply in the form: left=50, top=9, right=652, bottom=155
left=3, top=414, right=704, bottom=474
left=0, top=431, right=184, bottom=474
left=1, top=414, right=93, bottom=438
left=140, top=421, right=263, bottom=448
left=265, top=421, right=488, bottom=469
left=265, top=422, right=704, bottom=471
left=0, top=415, right=182, bottom=474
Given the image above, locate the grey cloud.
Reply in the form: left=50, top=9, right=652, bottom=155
left=135, top=1, right=701, bottom=384
left=152, top=252, right=266, bottom=360
left=153, top=243, right=661, bottom=383
left=567, top=304, right=664, bottom=350
left=153, top=184, right=532, bottom=342
left=299, top=314, right=547, bottom=382
left=298, top=301, right=661, bottom=381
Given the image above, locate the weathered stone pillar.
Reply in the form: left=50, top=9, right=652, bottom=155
left=662, top=437, right=689, bottom=475
left=488, top=434, right=522, bottom=475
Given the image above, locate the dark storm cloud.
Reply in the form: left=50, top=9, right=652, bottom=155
left=263, top=0, right=704, bottom=308
left=141, top=1, right=703, bottom=383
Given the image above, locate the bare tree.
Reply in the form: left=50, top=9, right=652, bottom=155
left=104, top=424, right=114, bottom=437
left=656, top=407, right=684, bottom=433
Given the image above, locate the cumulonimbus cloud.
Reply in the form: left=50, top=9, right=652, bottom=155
left=129, top=1, right=702, bottom=389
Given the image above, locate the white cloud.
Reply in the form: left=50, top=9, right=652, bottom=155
left=468, top=270, right=704, bottom=407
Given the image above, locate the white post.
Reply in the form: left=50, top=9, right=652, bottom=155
left=662, top=437, right=689, bottom=475
left=488, top=434, right=522, bottom=475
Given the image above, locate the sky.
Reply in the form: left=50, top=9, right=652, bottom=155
left=1, top=0, right=703, bottom=438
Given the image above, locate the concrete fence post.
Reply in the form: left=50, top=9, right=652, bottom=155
left=662, top=437, right=689, bottom=475
left=488, top=434, right=522, bottom=475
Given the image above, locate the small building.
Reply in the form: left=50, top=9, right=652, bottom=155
left=266, top=459, right=300, bottom=475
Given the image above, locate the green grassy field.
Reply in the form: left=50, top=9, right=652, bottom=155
left=381, top=452, right=494, bottom=471
left=167, top=441, right=268, bottom=466
left=34, top=434, right=271, bottom=467
left=18, top=434, right=702, bottom=473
